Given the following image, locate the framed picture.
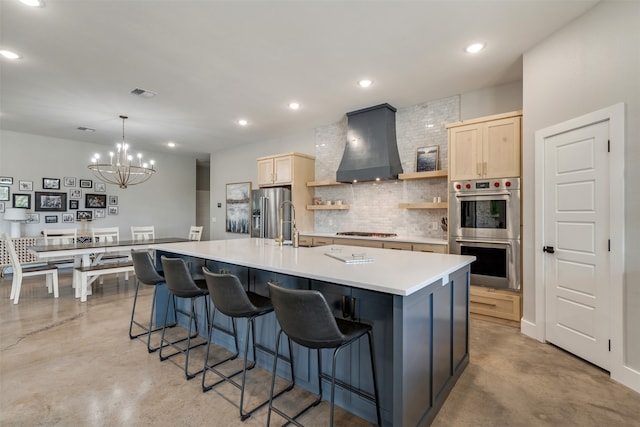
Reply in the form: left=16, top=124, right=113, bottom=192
left=108, top=195, right=118, bottom=206
left=43, top=178, right=61, bottom=190
left=62, top=213, right=74, bottom=223
left=0, top=202, right=4, bottom=213
left=76, top=210, right=93, bottom=221
left=26, top=213, right=40, bottom=224
left=19, top=180, right=33, bottom=191
left=94, top=182, right=106, bottom=192
left=416, top=145, right=439, bottom=172
left=225, top=182, right=251, bottom=234
left=85, top=193, right=106, bottom=208
left=79, top=179, right=92, bottom=189
left=13, top=193, right=31, bottom=209
left=45, top=215, right=58, bottom=224
left=69, top=200, right=79, bottom=209
left=94, top=208, right=106, bottom=218
left=0, top=186, right=8, bottom=201
left=34, top=191, right=67, bottom=212
left=64, top=177, right=76, bottom=187
left=70, top=189, right=82, bottom=199
left=0, top=176, right=13, bottom=185
left=108, top=206, right=119, bottom=215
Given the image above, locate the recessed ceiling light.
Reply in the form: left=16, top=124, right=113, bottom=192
left=167, top=142, right=176, bottom=148
left=358, top=79, right=373, bottom=88
left=289, top=102, right=300, bottom=110
left=19, top=0, right=44, bottom=7
left=238, top=119, right=248, bottom=126
left=465, top=43, right=485, bottom=54
left=0, top=50, right=21, bottom=60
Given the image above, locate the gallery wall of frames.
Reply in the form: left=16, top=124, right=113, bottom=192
left=0, top=176, right=119, bottom=224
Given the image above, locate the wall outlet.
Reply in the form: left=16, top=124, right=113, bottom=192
left=429, top=222, right=438, bottom=230
left=211, top=217, right=217, bottom=223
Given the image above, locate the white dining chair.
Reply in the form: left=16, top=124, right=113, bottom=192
left=188, top=225, right=203, bottom=241
left=43, top=228, right=77, bottom=246
left=131, top=226, right=155, bottom=242
left=91, top=226, right=129, bottom=282
left=4, top=233, right=59, bottom=304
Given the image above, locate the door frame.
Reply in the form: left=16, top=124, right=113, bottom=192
left=533, top=103, right=633, bottom=390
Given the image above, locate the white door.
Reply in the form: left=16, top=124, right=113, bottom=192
left=543, top=120, right=610, bottom=370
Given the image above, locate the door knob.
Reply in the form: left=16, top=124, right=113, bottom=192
left=543, top=246, right=555, bottom=254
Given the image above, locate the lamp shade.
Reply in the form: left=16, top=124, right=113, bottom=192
left=3, top=208, right=28, bottom=221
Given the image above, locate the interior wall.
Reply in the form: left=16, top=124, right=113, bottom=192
left=461, top=80, right=523, bottom=120
left=0, top=130, right=197, bottom=239
left=521, top=1, right=640, bottom=369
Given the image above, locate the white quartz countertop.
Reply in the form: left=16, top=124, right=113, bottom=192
left=300, top=232, right=448, bottom=245
left=152, top=238, right=473, bottom=297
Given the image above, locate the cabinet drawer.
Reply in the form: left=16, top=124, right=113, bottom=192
left=312, top=237, right=334, bottom=246
left=413, top=243, right=448, bottom=253
left=333, top=238, right=384, bottom=248
left=383, top=242, right=413, bottom=251
left=469, top=286, right=521, bottom=321
left=298, top=236, right=313, bottom=247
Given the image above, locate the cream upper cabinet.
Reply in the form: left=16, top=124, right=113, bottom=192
left=256, top=152, right=316, bottom=233
left=448, top=111, right=522, bottom=181
left=257, top=154, right=298, bottom=186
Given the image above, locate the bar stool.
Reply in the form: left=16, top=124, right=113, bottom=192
left=267, top=283, right=381, bottom=427
left=201, top=267, right=294, bottom=421
left=129, top=249, right=176, bottom=353
left=159, top=256, right=210, bottom=380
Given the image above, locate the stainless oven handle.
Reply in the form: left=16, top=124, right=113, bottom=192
left=455, top=239, right=512, bottom=246
left=457, top=239, right=515, bottom=288
left=455, top=192, right=511, bottom=198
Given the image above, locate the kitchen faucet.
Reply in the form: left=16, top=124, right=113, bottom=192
left=276, top=200, right=298, bottom=247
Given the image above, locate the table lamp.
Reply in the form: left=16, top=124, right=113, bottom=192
left=3, top=208, right=28, bottom=238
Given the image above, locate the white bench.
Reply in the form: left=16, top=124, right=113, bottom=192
left=74, top=261, right=135, bottom=302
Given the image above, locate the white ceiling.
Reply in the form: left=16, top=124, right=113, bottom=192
left=0, top=0, right=598, bottom=162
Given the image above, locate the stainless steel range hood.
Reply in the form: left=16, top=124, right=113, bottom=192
left=336, top=103, right=403, bottom=183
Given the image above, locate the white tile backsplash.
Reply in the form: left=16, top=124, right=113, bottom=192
left=312, top=95, right=459, bottom=238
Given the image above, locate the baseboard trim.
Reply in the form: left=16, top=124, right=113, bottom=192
left=520, top=318, right=544, bottom=343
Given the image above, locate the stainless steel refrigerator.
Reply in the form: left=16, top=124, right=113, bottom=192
left=251, top=188, right=292, bottom=240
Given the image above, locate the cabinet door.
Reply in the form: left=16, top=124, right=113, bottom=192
left=257, top=158, right=274, bottom=186
left=273, top=155, right=293, bottom=185
left=483, top=117, right=521, bottom=179
left=449, top=124, right=482, bottom=181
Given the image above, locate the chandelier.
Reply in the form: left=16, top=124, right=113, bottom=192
left=88, top=115, right=156, bottom=189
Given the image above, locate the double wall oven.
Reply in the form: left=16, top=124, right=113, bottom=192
left=449, top=178, right=521, bottom=291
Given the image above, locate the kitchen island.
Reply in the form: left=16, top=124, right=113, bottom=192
left=152, top=238, right=474, bottom=426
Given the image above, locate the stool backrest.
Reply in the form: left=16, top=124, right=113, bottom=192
left=188, top=225, right=203, bottom=241
left=92, top=226, right=120, bottom=244
left=202, top=267, right=255, bottom=317
left=268, top=283, right=344, bottom=349
left=43, top=228, right=77, bottom=246
left=131, top=250, right=164, bottom=286
left=160, top=256, right=205, bottom=298
left=131, top=225, right=155, bottom=241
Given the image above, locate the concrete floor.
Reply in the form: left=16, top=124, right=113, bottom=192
left=1, top=271, right=639, bottom=426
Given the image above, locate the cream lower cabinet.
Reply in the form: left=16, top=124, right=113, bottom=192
left=447, top=111, right=522, bottom=181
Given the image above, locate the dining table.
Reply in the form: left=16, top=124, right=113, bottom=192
left=28, top=237, right=188, bottom=300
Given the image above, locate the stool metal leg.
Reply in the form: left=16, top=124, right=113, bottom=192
left=129, top=281, right=177, bottom=353
left=159, top=294, right=208, bottom=380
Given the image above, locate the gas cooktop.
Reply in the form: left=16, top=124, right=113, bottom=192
left=336, top=232, right=397, bottom=238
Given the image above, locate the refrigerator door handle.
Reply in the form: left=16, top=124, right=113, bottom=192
left=260, top=196, right=268, bottom=238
